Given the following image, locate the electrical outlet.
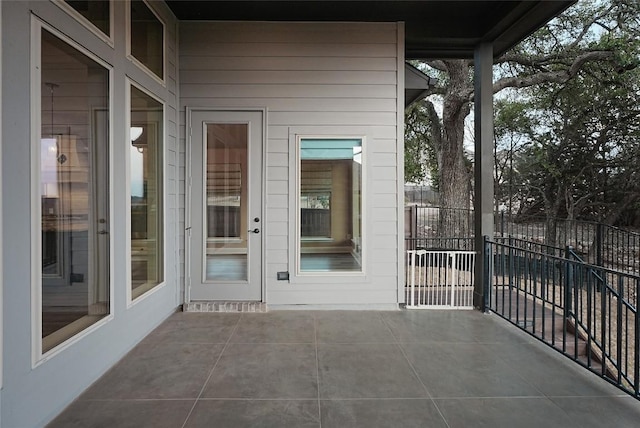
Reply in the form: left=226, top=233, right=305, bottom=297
left=277, top=271, right=289, bottom=281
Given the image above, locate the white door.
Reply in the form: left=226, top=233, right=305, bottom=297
left=188, top=110, right=263, bottom=301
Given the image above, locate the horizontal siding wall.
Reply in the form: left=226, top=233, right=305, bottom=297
left=180, top=21, right=400, bottom=306
left=1, top=1, right=180, bottom=426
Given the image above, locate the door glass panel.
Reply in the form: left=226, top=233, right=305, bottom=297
left=40, top=29, right=110, bottom=353
left=205, top=123, right=248, bottom=281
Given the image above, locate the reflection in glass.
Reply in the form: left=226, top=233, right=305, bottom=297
left=40, top=29, right=110, bottom=353
left=130, top=86, right=163, bottom=299
left=130, top=0, right=164, bottom=79
left=205, top=124, right=248, bottom=281
left=299, top=139, right=363, bottom=273
left=63, top=0, right=110, bottom=36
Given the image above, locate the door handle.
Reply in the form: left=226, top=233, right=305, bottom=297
left=248, top=228, right=260, bottom=234
left=98, top=230, right=109, bottom=235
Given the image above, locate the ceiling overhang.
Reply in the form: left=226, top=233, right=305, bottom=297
left=405, top=63, right=437, bottom=107
left=165, top=1, right=575, bottom=59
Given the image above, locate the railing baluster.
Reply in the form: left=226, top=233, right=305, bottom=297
left=531, top=253, right=537, bottom=336
left=586, top=268, right=592, bottom=368
left=602, top=277, right=607, bottom=377
left=633, top=278, right=640, bottom=397
left=618, top=276, right=624, bottom=385
left=573, top=262, right=579, bottom=360
left=552, top=252, right=557, bottom=348
left=564, top=248, right=571, bottom=355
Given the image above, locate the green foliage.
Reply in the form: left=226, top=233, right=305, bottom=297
left=509, top=53, right=640, bottom=224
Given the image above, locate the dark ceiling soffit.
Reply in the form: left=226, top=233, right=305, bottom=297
left=167, top=1, right=576, bottom=59
left=481, top=1, right=576, bottom=58
left=406, top=1, right=576, bottom=59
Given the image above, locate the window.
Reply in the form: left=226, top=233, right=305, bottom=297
left=130, top=0, right=164, bottom=80
left=130, top=84, right=163, bottom=299
left=62, top=0, right=110, bottom=37
left=298, top=138, right=363, bottom=273
left=39, top=28, right=110, bottom=353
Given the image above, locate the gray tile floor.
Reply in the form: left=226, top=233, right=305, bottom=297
left=49, top=310, right=640, bottom=428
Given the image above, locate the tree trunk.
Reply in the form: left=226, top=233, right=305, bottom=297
left=543, top=182, right=563, bottom=251
left=436, top=60, right=473, bottom=241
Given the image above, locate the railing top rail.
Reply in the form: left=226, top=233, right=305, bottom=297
left=407, top=249, right=476, bottom=254
left=493, top=235, right=564, bottom=252
left=405, top=237, right=475, bottom=240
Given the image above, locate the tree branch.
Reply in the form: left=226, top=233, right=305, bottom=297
left=425, top=60, right=447, bottom=72
left=492, top=50, right=616, bottom=94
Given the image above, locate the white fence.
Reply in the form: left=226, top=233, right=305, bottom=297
left=405, top=250, right=476, bottom=309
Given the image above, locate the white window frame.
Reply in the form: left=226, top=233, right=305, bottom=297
left=125, top=78, right=168, bottom=306
left=290, top=133, right=369, bottom=282
left=52, top=0, right=115, bottom=47
left=126, top=0, right=166, bottom=86
left=30, top=17, right=115, bottom=366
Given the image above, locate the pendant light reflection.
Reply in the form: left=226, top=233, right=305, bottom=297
left=131, top=126, right=144, bottom=152
left=41, top=138, right=59, bottom=198
left=130, top=126, right=145, bottom=198
left=41, top=82, right=60, bottom=198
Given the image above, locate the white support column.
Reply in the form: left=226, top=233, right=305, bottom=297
left=396, top=22, right=406, bottom=305
left=473, top=42, right=494, bottom=310
left=0, top=0, right=4, bottom=393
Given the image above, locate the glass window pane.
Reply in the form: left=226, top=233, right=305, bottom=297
left=130, top=0, right=164, bottom=79
left=206, top=124, right=248, bottom=281
left=64, top=0, right=110, bottom=36
left=40, top=29, right=110, bottom=353
left=130, top=86, right=163, bottom=299
left=299, top=138, right=363, bottom=273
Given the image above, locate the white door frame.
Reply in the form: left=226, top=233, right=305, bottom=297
left=184, top=107, right=267, bottom=303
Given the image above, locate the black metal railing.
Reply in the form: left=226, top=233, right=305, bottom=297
left=405, top=237, right=474, bottom=251
left=404, top=204, right=640, bottom=276
left=495, top=212, right=640, bottom=276
left=486, top=237, right=640, bottom=398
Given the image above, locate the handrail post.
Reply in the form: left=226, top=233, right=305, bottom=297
left=483, top=236, right=491, bottom=312
left=596, top=222, right=603, bottom=268
left=635, top=277, right=640, bottom=397
left=617, top=276, right=623, bottom=385
left=564, top=245, right=574, bottom=316
left=564, top=246, right=574, bottom=353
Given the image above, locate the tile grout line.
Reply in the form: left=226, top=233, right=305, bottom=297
left=486, top=341, right=549, bottom=399
left=180, top=313, right=245, bottom=428
left=314, top=313, right=323, bottom=428
left=379, top=312, right=452, bottom=428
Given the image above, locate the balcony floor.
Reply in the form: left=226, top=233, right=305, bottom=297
left=49, top=309, right=640, bottom=427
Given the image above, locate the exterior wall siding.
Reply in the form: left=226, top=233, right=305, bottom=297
left=1, top=1, right=180, bottom=426
left=179, top=21, right=401, bottom=306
